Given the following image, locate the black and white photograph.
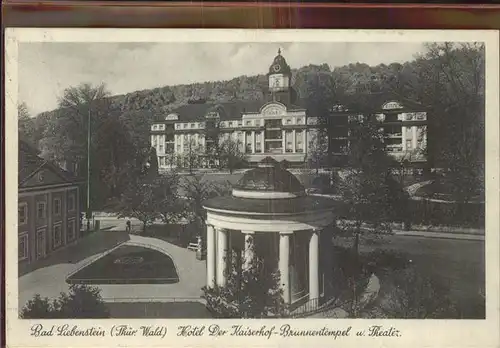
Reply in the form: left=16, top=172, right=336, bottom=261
left=4, top=28, right=499, bottom=348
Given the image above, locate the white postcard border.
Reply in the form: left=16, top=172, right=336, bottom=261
left=5, top=28, right=500, bottom=348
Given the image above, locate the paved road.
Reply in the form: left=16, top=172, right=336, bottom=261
left=393, top=230, right=484, bottom=241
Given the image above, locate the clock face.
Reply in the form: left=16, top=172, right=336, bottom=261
left=273, top=64, right=280, bottom=72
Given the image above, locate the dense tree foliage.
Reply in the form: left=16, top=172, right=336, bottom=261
left=114, top=173, right=180, bottom=233
left=218, top=138, right=247, bottom=174
left=395, top=43, right=485, bottom=204
left=337, top=119, right=409, bottom=255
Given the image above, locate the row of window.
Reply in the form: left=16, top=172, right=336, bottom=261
left=18, top=194, right=76, bottom=225
left=18, top=219, right=77, bottom=261
left=154, top=117, right=307, bottom=131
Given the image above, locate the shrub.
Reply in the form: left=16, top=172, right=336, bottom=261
left=377, top=266, right=458, bottom=319
left=361, top=249, right=412, bottom=275
left=20, top=295, right=55, bottom=319
left=202, top=242, right=287, bottom=318
left=20, top=285, right=109, bottom=319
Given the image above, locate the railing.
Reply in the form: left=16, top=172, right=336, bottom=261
left=289, top=298, right=320, bottom=317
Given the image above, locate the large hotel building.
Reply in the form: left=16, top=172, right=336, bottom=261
left=150, top=50, right=428, bottom=170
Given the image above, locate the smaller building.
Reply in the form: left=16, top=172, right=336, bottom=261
left=18, top=139, right=81, bottom=273
left=203, top=165, right=337, bottom=308
left=326, top=97, right=428, bottom=167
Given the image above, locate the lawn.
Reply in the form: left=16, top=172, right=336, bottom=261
left=66, top=245, right=179, bottom=285
left=333, top=234, right=485, bottom=318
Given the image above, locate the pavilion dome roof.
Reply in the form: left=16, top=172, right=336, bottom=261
left=232, top=166, right=305, bottom=198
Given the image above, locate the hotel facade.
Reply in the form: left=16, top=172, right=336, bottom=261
left=150, top=50, right=428, bottom=170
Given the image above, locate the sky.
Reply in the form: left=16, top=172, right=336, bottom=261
left=18, top=42, right=426, bottom=115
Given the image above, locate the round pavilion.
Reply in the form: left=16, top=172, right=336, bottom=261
left=203, top=165, right=338, bottom=306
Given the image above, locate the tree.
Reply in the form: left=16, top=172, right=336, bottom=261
left=203, top=117, right=223, bottom=169
left=18, top=102, right=36, bottom=142
left=183, top=136, right=203, bottom=174
left=40, top=83, right=111, bottom=227
left=392, top=43, right=485, bottom=206
left=144, top=147, right=159, bottom=179
left=202, top=239, right=287, bottom=318
left=115, top=175, right=178, bottom=233
left=156, top=171, right=186, bottom=224
left=20, top=285, right=109, bottom=319
left=338, top=118, right=408, bottom=257
left=219, top=138, right=246, bottom=174
left=180, top=175, right=232, bottom=233
left=307, top=129, right=329, bottom=174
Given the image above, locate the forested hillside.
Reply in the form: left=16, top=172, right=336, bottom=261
left=25, top=60, right=412, bottom=146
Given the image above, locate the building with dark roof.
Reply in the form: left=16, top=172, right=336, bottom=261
left=18, top=139, right=82, bottom=274
left=150, top=50, right=428, bottom=170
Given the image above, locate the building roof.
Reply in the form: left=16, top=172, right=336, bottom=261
left=154, top=98, right=307, bottom=123
left=339, top=92, right=426, bottom=114
left=268, top=49, right=292, bottom=76
left=18, top=139, right=78, bottom=187
left=203, top=194, right=338, bottom=215
left=18, top=140, right=46, bottom=183
left=233, top=166, right=305, bottom=193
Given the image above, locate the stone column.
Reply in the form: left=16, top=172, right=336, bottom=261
left=282, top=130, right=286, bottom=153
left=242, top=231, right=255, bottom=270
left=206, top=225, right=216, bottom=288
left=243, top=132, right=247, bottom=153
left=402, top=126, right=407, bottom=151
left=180, top=134, right=185, bottom=154
left=279, top=232, right=292, bottom=304
left=261, top=131, right=265, bottom=153
left=251, top=131, right=256, bottom=154
left=292, top=130, right=297, bottom=153
left=412, top=126, right=418, bottom=150
left=216, top=228, right=228, bottom=287
left=423, top=126, right=427, bottom=149
left=304, top=130, right=308, bottom=155
left=309, top=230, right=320, bottom=301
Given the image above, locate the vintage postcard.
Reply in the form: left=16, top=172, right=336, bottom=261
left=4, top=28, right=500, bottom=348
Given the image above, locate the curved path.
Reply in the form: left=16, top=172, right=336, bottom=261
left=18, top=234, right=206, bottom=309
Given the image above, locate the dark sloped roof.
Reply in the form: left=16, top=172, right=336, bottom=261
left=260, top=156, right=279, bottom=164
left=18, top=139, right=77, bottom=186
left=18, top=140, right=46, bottom=183
left=154, top=98, right=308, bottom=122
left=268, top=50, right=292, bottom=76
left=203, top=194, right=338, bottom=215
left=233, top=166, right=305, bottom=193
left=339, top=92, right=426, bottom=114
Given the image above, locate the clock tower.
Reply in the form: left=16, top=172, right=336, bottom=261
left=266, top=49, right=296, bottom=105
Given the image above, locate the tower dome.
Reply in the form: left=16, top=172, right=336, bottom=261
left=232, top=166, right=305, bottom=199
left=268, top=48, right=292, bottom=76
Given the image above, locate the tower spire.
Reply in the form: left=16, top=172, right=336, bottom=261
left=278, top=48, right=281, bottom=55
